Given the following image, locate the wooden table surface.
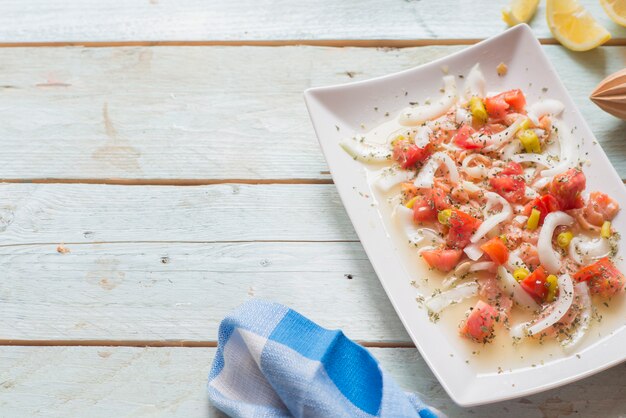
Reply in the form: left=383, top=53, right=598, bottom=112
left=1, top=1, right=625, bottom=417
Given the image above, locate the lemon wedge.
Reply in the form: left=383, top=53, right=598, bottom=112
left=546, top=0, right=611, bottom=51
left=600, top=0, right=626, bottom=27
left=502, top=0, right=540, bottom=26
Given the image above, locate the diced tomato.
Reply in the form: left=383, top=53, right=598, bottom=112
left=421, top=248, right=463, bottom=272
left=453, top=124, right=482, bottom=150
left=412, top=188, right=449, bottom=223
left=489, top=162, right=526, bottom=203
left=573, top=257, right=625, bottom=298
left=484, top=89, right=526, bottom=120
left=392, top=141, right=432, bottom=169
left=459, top=300, right=499, bottom=343
left=501, top=162, right=524, bottom=176
left=446, top=209, right=482, bottom=249
left=549, top=168, right=586, bottom=210
left=413, top=199, right=437, bottom=223
left=480, top=237, right=509, bottom=265
left=430, top=187, right=449, bottom=210
left=484, top=95, right=509, bottom=120
left=523, top=194, right=561, bottom=225
left=404, top=145, right=431, bottom=168
left=519, top=266, right=548, bottom=303
left=489, top=175, right=525, bottom=203
left=502, top=89, right=526, bottom=112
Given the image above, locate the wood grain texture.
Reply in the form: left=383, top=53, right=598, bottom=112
left=0, top=183, right=356, bottom=244
left=0, top=0, right=625, bottom=43
left=0, top=346, right=223, bottom=417
left=0, top=241, right=411, bottom=342
left=1, top=346, right=624, bottom=417
left=0, top=45, right=455, bottom=181
left=1, top=45, right=625, bottom=181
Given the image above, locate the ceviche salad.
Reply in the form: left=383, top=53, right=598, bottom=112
left=341, top=64, right=624, bottom=351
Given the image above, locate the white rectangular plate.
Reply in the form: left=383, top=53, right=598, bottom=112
left=304, top=24, right=626, bottom=406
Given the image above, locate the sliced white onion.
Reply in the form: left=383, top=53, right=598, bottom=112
left=527, top=99, right=564, bottom=125
left=395, top=205, right=422, bottom=246
left=425, top=282, right=479, bottom=313
left=455, top=107, right=472, bottom=125
left=538, top=211, right=574, bottom=273
left=413, top=125, right=433, bottom=148
left=442, top=261, right=495, bottom=289
left=469, top=261, right=496, bottom=272
left=523, top=167, right=537, bottom=183
left=438, top=141, right=462, bottom=153
left=569, top=235, right=611, bottom=266
left=371, top=167, right=415, bottom=192
left=340, top=138, right=391, bottom=162
left=463, top=63, right=486, bottom=99
left=413, top=159, right=438, bottom=188
left=427, top=114, right=457, bottom=131
left=498, top=265, right=539, bottom=310
left=541, top=119, right=576, bottom=178
left=464, top=242, right=484, bottom=261
left=441, top=274, right=461, bottom=289
left=533, top=128, right=546, bottom=138
left=482, top=117, right=527, bottom=152
left=486, top=169, right=502, bottom=184
left=394, top=206, right=444, bottom=246
left=510, top=153, right=554, bottom=168
left=460, top=180, right=483, bottom=194
left=413, top=152, right=459, bottom=188
left=500, top=140, right=522, bottom=160
left=524, top=187, right=539, bottom=199
left=506, top=250, right=528, bottom=272
left=442, top=262, right=471, bottom=289
left=510, top=274, right=574, bottom=338
left=454, top=261, right=472, bottom=276
left=562, top=282, right=592, bottom=351
left=461, top=154, right=489, bottom=179
left=399, top=76, right=458, bottom=126
left=513, top=215, right=528, bottom=225
left=532, top=176, right=551, bottom=190
left=470, top=192, right=512, bottom=243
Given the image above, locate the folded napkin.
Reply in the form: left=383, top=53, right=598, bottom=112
left=208, top=299, right=444, bottom=418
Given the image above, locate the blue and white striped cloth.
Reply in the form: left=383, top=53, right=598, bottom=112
left=208, top=299, right=444, bottom=418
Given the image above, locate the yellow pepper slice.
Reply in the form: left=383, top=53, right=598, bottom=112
left=438, top=209, right=452, bottom=225
left=405, top=196, right=418, bottom=209
left=514, top=268, right=529, bottom=282
left=557, top=231, right=573, bottom=248
left=546, top=274, right=558, bottom=302
left=469, top=97, right=488, bottom=124
left=518, top=118, right=531, bottom=131
left=601, top=221, right=612, bottom=238
left=518, top=129, right=541, bottom=153
left=527, top=208, right=541, bottom=230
